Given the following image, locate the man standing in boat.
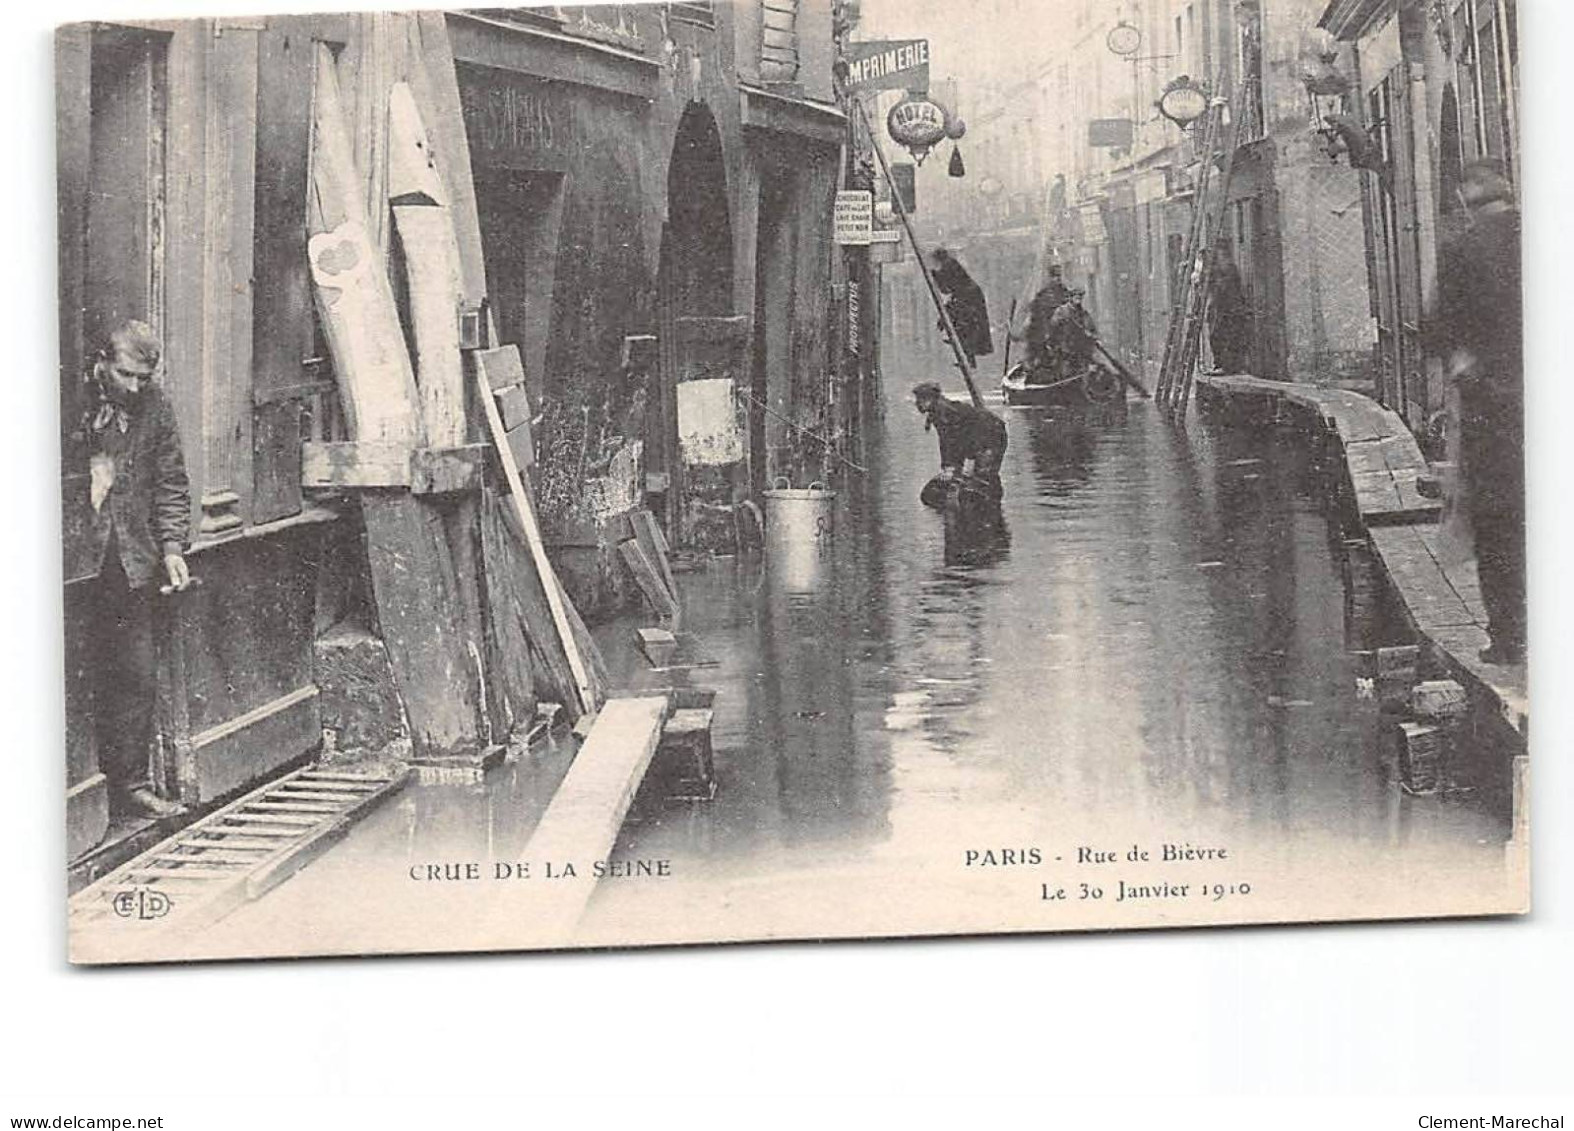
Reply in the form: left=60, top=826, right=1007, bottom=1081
left=1047, top=288, right=1098, bottom=373
left=930, top=248, right=993, bottom=367
left=1018, top=264, right=1072, bottom=373
left=912, top=381, right=1008, bottom=501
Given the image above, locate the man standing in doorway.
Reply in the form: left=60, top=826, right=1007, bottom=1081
left=1207, top=250, right=1252, bottom=375
left=81, top=320, right=192, bottom=818
left=1427, top=159, right=1525, bottom=666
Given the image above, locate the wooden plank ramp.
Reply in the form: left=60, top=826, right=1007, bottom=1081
left=520, top=696, right=669, bottom=942
left=70, top=765, right=409, bottom=957
left=474, top=346, right=598, bottom=716
left=619, top=538, right=681, bottom=623
left=1369, top=527, right=1528, bottom=737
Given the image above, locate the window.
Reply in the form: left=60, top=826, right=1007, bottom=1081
left=1450, top=0, right=1518, bottom=183
left=760, top=0, right=800, bottom=83
left=669, top=1, right=716, bottom=27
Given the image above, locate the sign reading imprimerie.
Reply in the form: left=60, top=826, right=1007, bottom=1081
left=844, top=38, right=931, bottom=94
left=61, top=0, right=1529, bottom=967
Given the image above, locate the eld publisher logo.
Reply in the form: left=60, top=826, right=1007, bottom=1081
left=111, top=889, right=172, bottom=921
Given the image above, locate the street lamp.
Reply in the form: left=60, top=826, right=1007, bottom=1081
left=1104, top=22, right=1176, bottom=149
left=1106, top=20, right=1142, bottom=58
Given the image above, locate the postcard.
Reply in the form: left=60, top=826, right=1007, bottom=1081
left=62, top=0, right=1528, bottom=964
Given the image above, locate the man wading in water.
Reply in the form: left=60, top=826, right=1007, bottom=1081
left=912, top=381, right=1008, bottom=503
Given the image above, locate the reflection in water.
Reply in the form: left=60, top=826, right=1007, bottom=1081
left=942, top=499, right=1011, bottom=568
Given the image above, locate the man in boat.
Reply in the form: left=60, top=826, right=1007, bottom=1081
left=1047, top=289, right=1098, bottom=374
left=77, top=320, right=191, bottom=820
left=930, top=248, right=994, bottom=367
left=1019, top=264, right=1072, bottom=373
left=913, top=381, right=1008, bottom=500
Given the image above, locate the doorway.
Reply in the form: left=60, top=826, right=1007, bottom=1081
left=751, top=167, right=792, bottom=496
left=657, top=103, right=744, bottom=549
left=85, top=27, right=167, bottom=353
left=473, top=168, right=565, bottom=407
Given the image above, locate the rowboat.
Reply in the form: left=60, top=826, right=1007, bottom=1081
left=1001, top=360, right=1123, bottom=408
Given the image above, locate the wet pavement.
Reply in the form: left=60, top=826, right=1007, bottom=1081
left=201, top=346, right=1515, bottom=957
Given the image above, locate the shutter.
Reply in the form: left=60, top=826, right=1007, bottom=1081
left=759, top=0, right=800, bottom=82
left=250, top=19, right=318, bottom=523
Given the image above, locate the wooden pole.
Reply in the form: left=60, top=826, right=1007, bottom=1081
left=1001, top=297, right=1017, bottom=379
left=306, top=46, right=422, bottom=446
left=388, top=81, right=467, bottom=448
left=1092, top=338, right=1151, bottom=398
left=308, top=43, right=483, bottom=759
left=852, top=97, right=986, bottom=410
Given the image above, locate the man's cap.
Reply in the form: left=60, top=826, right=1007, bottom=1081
left=912, top=381, right=944, bottom=402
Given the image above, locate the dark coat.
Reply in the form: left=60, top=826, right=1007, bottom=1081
left=1025, top=280, right=1071, bottom=350
left=933, top=257, right=994, bottom=359
left=1428, top=206, right=1523, bottom=506
left=84, top=386, right=192, bottom=589
left=1208, top=260, right=1252, bottom=373
left=928, top=397, right=1008, bottom=470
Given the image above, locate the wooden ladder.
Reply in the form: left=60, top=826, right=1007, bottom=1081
left=70, top=765, right=409, bottom=950
left=1154, top=79, right=1253, bottom=418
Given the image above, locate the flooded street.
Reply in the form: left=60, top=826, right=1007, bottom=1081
left=591, top=354, right=1510, bottom=913
left=206, top=349, right=1512, bottom=957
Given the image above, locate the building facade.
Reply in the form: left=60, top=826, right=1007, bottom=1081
left=60, top=2, right=847, bottom=863
left=1320, top=0, right=1519, bottom=434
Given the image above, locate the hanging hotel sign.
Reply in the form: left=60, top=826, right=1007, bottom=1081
left=887, top=94, right=949, bottom=165
left=844, top=38, right=930, bottom=94
left=1158, top=78, right=1211, bottom=127
left=834, top=190, right=874, bottom=245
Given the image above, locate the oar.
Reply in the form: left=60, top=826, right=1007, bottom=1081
left=1092, top=338, right=1151, bottom=399
left=1001, top=297, right=1017, bottom=379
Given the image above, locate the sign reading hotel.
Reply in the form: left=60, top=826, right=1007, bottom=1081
left=844, top=39, right=930, bottom=94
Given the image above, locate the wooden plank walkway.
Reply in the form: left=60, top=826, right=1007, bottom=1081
left=1195, top=374, right=1525, bottom=740
left=1197, top=374, right=1441, bottom=526
left=520, top=696, right=670, bottom=942
left=1370, top=527, right=1527, bottom=737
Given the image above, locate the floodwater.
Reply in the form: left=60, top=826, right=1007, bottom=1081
left=202, top=346, right=1515, bottom=958
left=584, top=350, right=1515, bottom=937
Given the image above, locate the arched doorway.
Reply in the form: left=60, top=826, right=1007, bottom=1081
left=665, top=103, right=733, bottom=316
left=656, top=103, right=749, bottom=550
